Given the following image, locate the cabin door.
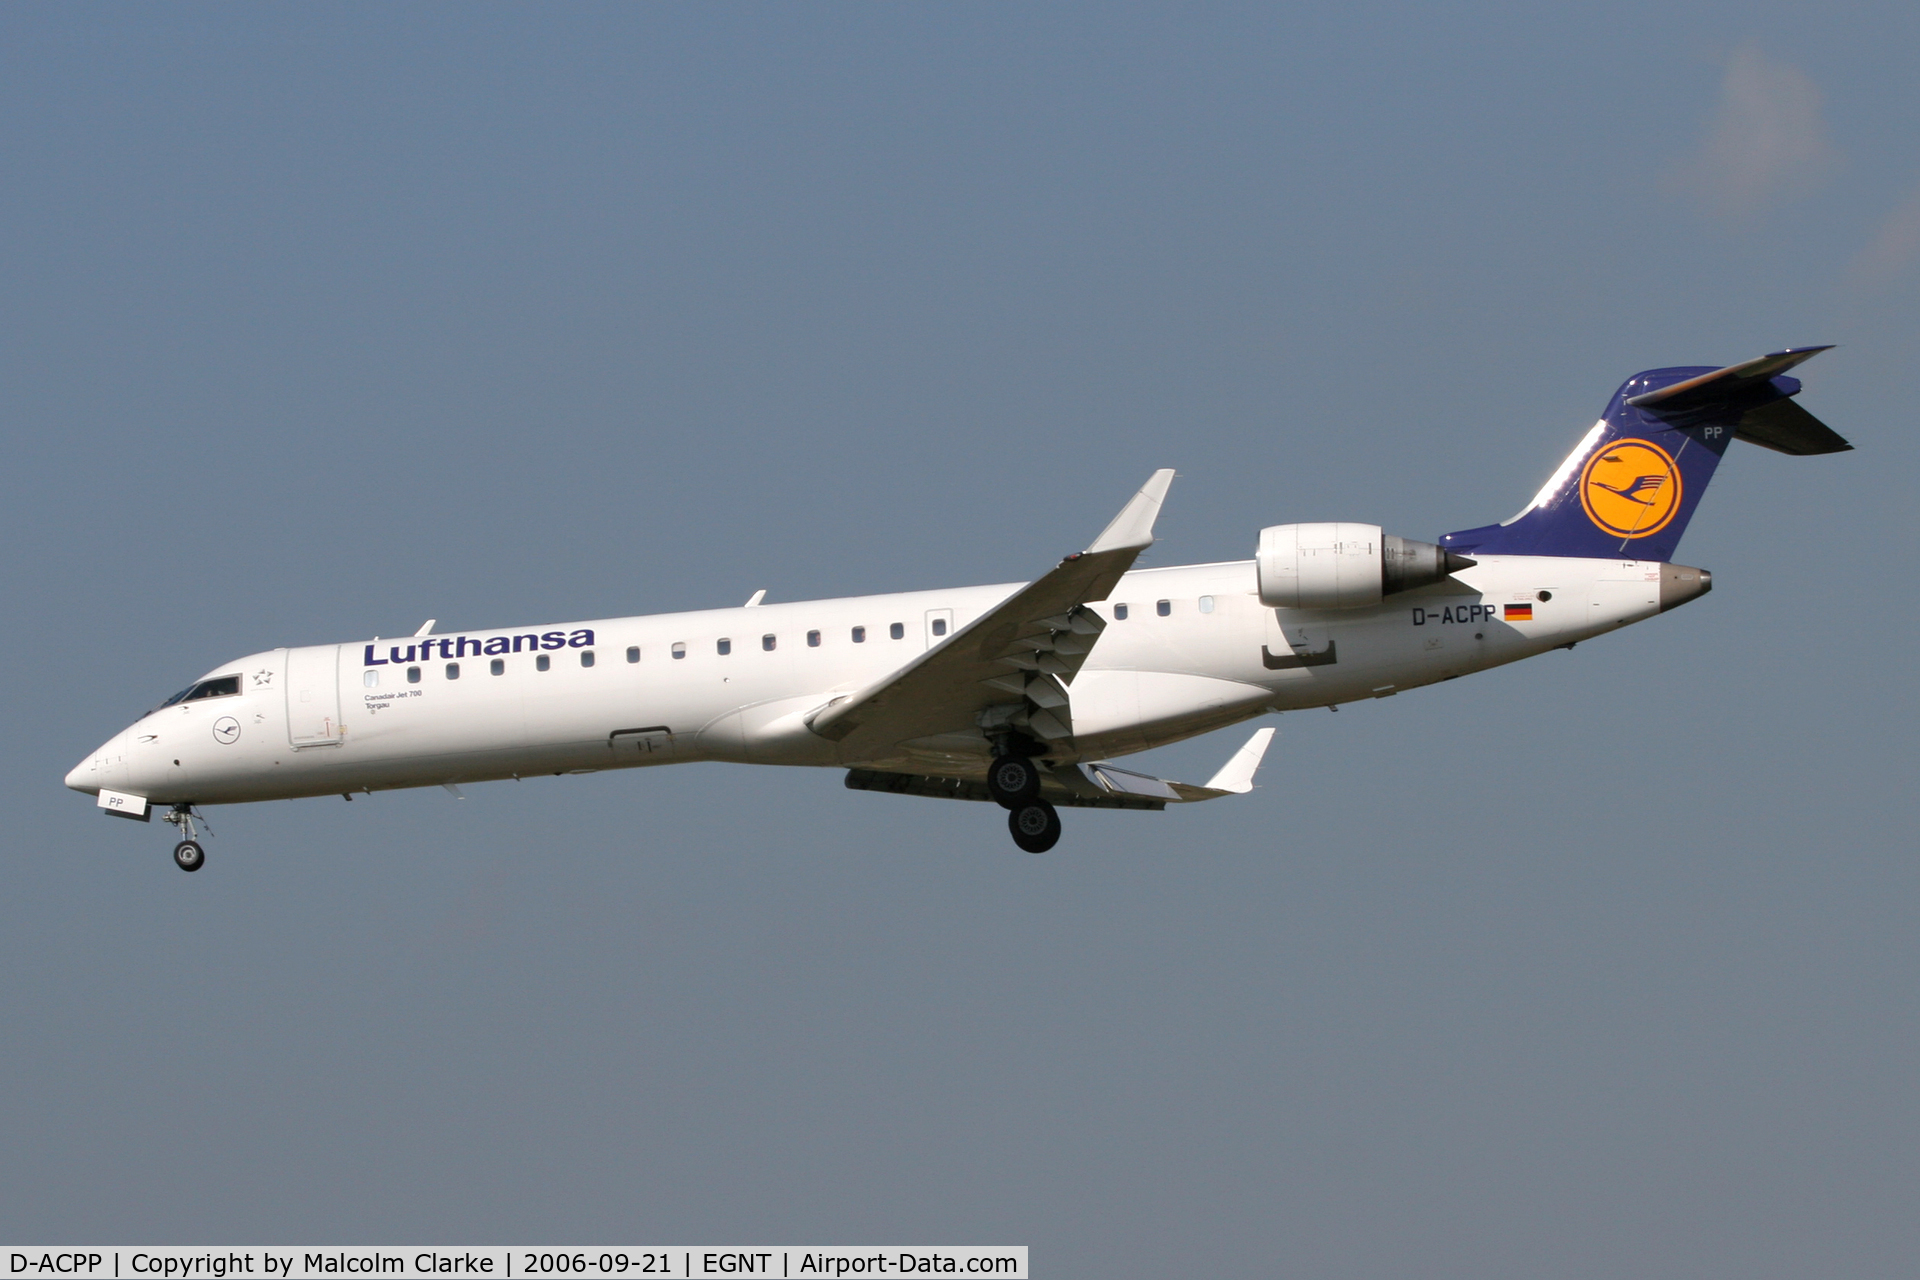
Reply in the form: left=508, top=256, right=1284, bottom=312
left=285, top=645, right=344, bottom=746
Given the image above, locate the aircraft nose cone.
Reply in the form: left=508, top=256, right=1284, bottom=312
left=65, top=753, right=98, bottom=794
left=66, top=730, right=128, bottom=795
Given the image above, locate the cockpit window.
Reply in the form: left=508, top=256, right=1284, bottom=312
left=154, top=673, right=242, bottom=716
left=182, top=676, right=241, bottom=702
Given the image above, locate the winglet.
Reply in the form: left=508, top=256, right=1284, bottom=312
left=414, top=619, right=437, bottom=637
left=1083, top=723, right=1276, bottom=804
left=1085, top=469, right=1176, bottom=554
left=1203, top=726, right=1275, bottom=794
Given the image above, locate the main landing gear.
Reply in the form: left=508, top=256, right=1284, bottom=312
left=988, top=749, right=1060, bottom=853
left=1007, top=798, right=1061, bottom=853
left=986, top=754, right=1042, bottom=806
left=162, top=803, right=208, bottom=873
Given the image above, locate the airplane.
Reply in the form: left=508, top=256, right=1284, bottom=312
left=66, top=347, right=1851, bottom=871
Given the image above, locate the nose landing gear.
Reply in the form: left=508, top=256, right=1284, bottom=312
left=162, top=804, right=210, bottom=872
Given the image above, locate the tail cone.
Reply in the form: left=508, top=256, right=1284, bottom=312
left=1659, top=564, right=1713, bottom=612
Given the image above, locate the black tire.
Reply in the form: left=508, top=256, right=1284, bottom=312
left=986, top=754, right=1042, bottom=807
left=173, top=840, right=205, bottom=872
left=1007, top=801, right=1061, bottom=854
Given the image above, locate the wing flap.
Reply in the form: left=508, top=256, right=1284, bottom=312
left=843, top=767, right=1166, bottom=811
left=844, top=725, right=1274, bottom=811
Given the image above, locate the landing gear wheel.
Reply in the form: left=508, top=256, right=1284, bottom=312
left=173, top=840, right=205, bottom=872
left=987, top=755, right=1042, bottom=807
left=1007, top=800, right=1061, bottom=854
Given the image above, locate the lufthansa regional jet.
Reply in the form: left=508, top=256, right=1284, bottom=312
left=67, top=349, right=1851, bottom=870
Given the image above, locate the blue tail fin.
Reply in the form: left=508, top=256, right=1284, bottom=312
left=1439, top=347, right=1848, bottom=561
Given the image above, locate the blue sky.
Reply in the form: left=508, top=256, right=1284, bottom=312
left=3, top=5, right=1917, bottom=1275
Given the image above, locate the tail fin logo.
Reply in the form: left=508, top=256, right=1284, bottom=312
left=1579, top=438, right=1682, bottom=539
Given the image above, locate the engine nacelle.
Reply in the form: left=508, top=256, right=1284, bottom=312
left=1256, top=522, right=1475, bottom=609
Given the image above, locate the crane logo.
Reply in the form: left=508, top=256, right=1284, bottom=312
left=1580, top=438, right=1681, bottom=539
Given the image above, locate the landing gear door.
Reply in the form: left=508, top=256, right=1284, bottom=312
left=285, top=644, right=344, bottom=746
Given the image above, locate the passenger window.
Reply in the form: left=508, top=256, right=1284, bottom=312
left=407, top=666, right=421, bottom=683
left=717, top=638, right=732, bottom=656
left=807, top=630, right=821, bottom=647
left=1199, top=595, right=1215, bottom=614
left=581, top=650, right=595, bottom=667
left=536, top=654, right=551, bottom=672
left=446, top=663, right=460, bottom=680
left=1113, top=604, right=1129, bottom=620
left=672, top=642, right=686, bottom=660
left=852, top=626, right=866, bottom=643
left=889, top=622, right=905, bottom=640
left=490, top=658, right=505, bottom=676
left=626, top=646, right=640, bottom=664
left=762, top=634, right=776, bottom=651
left=932, top=618, right=948, bottom=636
left=364, top=670, right=379, bottom=688
left=1156, top=600, right=1171, bottom=616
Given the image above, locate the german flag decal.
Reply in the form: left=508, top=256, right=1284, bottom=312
left=1503, top=603, right=1534, bottom=622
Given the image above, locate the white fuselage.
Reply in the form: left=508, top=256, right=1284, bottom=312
left=67, top=554, right=1676, bottom=807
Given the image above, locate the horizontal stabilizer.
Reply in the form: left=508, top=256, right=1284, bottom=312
left=1625, top=345, right=1851, bottom=455
left=1624, top=346, right=1832, bottom=409
left=1725, top=397, right=1853, bottom=456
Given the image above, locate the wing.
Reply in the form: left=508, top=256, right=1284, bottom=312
left=807, top=469, right=1176, bottom=758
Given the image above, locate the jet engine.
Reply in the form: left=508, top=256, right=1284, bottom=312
left=1256, top=522, right=1476, bottom=609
